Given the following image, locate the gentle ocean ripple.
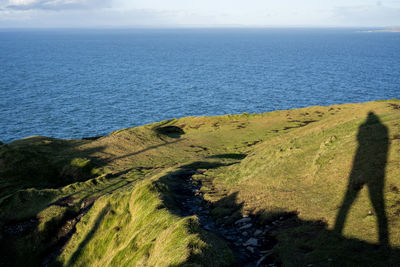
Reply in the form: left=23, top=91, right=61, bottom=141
left=0, top=28, right=399, bottom=143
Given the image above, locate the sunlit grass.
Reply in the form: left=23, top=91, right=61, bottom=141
left=1, top=99, right=399, bottom=266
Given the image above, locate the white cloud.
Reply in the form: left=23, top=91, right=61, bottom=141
left=0, top=7, right=222, bottom=28
left=332, top=4, right=400, bottom=26
left=4, top=0, right=112, bottom=10
left=0, top=1, right=400, bottom=28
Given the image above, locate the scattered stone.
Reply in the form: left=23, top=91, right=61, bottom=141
left=254, top=229, right=263, bottom=236
left=219, top=229, right=228, bottom=235
left=226, top=235, right=236, bottom=241
left=235, top=217, right=252, bottom=224
left=3, top=218, right=38, bottom=236
left=243, top=237, right=259, bottom=247
left=368, top=210, right=373, bottom=216
left=164, top=170, right=281, bottom=266
left=246, top=246, right=255, bottom=253
left=203, top=224, right=212, bottom=231
left=239, top=223, right=253, bottom=230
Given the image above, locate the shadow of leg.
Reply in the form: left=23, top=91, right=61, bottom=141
left=368, top=184, right=389, bottom=247
left=334, top=187, right=359, bottom=234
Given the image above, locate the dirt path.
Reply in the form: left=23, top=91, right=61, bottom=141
left=171, top=169, right=280, bottom=267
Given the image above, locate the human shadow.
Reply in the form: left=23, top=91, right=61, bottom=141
left=334, top=112, right=389, bottom=246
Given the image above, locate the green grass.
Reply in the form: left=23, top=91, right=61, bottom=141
left=0, top=99, right=399, bottom=266
left=56, top=176, right=234, bottom=267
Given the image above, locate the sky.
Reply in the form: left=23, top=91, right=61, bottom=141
left=0, top=0, right=400, bottom=28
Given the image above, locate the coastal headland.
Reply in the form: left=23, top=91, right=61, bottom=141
left=1, top=99, right=400, bottom=266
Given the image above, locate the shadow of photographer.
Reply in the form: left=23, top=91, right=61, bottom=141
left=334, top=112, right=389, bottom=246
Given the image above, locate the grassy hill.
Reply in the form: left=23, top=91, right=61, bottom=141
left=0, top=99, right=399, bottom=266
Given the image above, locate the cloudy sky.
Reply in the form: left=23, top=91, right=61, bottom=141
left=0, top=0, right=400, bottom=28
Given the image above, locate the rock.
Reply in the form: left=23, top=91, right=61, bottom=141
left=242, top=231, right=248, bottom=236
left=219, top=229, right=228, bottom=235
left=243, top=237, right=258, bottom=247
left=256, top=254, right=267, bottom=266
left=254, top=229, right=263, bottom=236
left=235, top=217, right=252, bottom=224
left=203, top=224, right=212, bottom=231
left=239, top=223, right=252, bottom=230
left=225, top=235, right=236, bottom=241
left=246, top=246, right=255, bottom=253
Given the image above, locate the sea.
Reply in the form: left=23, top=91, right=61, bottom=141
left=0, top=28, right=399, bottom=143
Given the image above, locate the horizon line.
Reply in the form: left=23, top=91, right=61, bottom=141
left=0, top=25, right=398, bottom=30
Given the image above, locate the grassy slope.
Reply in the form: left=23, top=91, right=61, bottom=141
left=0, top=99, right=399, bottom=266
left=203, top=100, right=400, bottom=265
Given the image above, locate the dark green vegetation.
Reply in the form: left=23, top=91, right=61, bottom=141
left=1, top=100, right=400, bottom=266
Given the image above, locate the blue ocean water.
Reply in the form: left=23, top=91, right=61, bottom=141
left=0, top=28, right=399, bottom=143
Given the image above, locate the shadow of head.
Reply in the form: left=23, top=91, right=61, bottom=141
left=366, top=111, right=380, bottom=125
left=154, top=126, right=185, bottom=139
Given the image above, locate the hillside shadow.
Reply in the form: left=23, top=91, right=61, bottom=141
left=0, top=137, right=121, bottom=267
left=154, top=125, right=185, bottom=139
left=155, top=161, right=237, bottom=217
left=334, top=112, right=389, bottom=246
left=65, top=204, right=111, bottom=266
left=0, top=136, right=108, bottom=192
left=208, top=153, right=247, bottom=160
left=251, top=208, right=400, bottom=266
left=106, top=138, right=184, bottom=163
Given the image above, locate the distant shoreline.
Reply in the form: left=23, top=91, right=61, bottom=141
left=361, top=27, right=400, bottom=33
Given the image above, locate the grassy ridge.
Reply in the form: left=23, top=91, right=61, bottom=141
left=56, top=176, right=234, bottom=266
left=0, top=99, right=399, bottom=266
